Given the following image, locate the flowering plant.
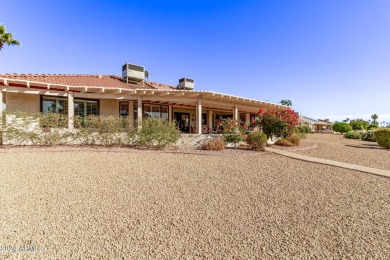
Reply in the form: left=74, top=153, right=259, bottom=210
left=220, top=118, right=247, bottom=148
left=256, top=108, right=299, bottom=139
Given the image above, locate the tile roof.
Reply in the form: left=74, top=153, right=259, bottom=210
left=145, top=81, right=177, bottom=90
left=0, top=73, right=177, bottom=90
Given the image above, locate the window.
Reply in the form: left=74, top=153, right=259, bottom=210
left=41, top=96, right=99, bottom=117
left=74, top=99, right=98, bottom=117
left=42, top=96, right=68, bottom=114
left=142, top=104, right=168, bottom=120
left=119, top=102, right=129, bottom=118
left=161, top=106, right=168, bottom=120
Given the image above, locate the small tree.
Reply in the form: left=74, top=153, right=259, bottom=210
left=256, top=108, right=299, bottom=139
left=350, top=119, right=369, bottom=130
left=332, top=122, right=352, bottom=133
left=280, top=100, right=292, bottom=106
left=371, top=114, right=378, bottom=124
left=0, top=25, right=20, bottom=51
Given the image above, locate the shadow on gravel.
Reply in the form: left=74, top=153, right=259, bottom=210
left=345, top=144, right=385, bottom=150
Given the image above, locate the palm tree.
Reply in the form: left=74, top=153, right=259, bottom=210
left=371, top=114, right=378, bottom=124
left=280, top=99, right=292, bottom=106
left=343, top=118, right=350, bottom=123
left=0, top=24, right=20, bottom=51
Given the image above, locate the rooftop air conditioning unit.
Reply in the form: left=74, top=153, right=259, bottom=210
left=122, top=63, right=145, bottom=82
left=178, top=78, right=194, bottom=90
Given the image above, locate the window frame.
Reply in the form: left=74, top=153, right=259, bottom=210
left=40, top=95, right=100, bottom=116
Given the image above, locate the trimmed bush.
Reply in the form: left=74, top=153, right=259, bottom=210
left=350, top=120, right=369, bottom=130
left=246, top=132, right=267, bottom=151
left=274, top=133, right=301, bottom=147
left=367, top=124, right=379, bottom=130
left=374, top=128, right=390, bottom=149
left=332, top=122, right=352, bottom=134
left=301, top=126, right=312, bottom=133
left=136, top=117, right=181, bottom=148
left=361, top=131, right=376, bottom=142
left=2, top=112, right=178, bottom=148
left=275, top=138, right=294, bottom=147
left=203, top=138, right=225, bottom=151
left=297, top=132, right=307, bottom=140
left=344, top=131, right=361, bottom=139
left=287, top=133, right=301, bottom=145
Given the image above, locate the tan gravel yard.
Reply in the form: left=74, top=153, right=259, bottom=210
left=292, top=134, right=390, bottom=170
left=1, top=147, right=390, bottom=258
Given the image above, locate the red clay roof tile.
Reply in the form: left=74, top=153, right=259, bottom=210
left=0, top=74, right=178, bottom=90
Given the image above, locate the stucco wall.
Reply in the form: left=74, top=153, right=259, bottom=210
left=6, top=93, right=40, bottom=113
left=100, top=99, right=119, bottom=116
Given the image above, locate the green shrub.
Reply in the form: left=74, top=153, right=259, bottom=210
left=136, top=117, right=181, bottom=148
left=350, top=120, right=369, bottom=130
left=332, top=122, right=352, bottom=133
left=295, top=126, right=303, bottom=133
left=274, top=133, right=301, bottom=147
left=367, top=124, right=379, bottom=130
left=297, top=132, right=307, bottom=139
left=246, top=132, right=267, bottom=151
left=374, top=128, right=390, bottom=149
left=344, top=131, right=361, bottom=139
left=3, top=112, right=137, bottom=147
left=361, top=131, right=376, bottom=142
left=302, top=126, right=312, bottom=133
left=203, top=138, right=225, bottom=150
left=287, top=133, right=301, bottom=145
left=275, top=139, right=294, bottom=147
left=220, top=118, right=245, bottom=149
left=3, top=112, right=71, bottom=145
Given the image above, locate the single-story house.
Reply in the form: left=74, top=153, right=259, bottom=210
left=0, top=63, right=287, bottom=134
left=299, top=115, right=333, bottom=132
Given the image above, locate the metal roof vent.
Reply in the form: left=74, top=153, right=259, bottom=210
left=177, top=78, right=194, bottom=90
left=122, top=63, right=145, bottom=83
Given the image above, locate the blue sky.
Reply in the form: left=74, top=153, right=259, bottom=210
left=1, top=0, right=390, bottom=123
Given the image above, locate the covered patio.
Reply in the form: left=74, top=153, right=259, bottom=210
left=0, top=76, right=287, bottom=134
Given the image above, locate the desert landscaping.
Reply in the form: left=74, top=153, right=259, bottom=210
left=1, top=135, right=390, bottom=258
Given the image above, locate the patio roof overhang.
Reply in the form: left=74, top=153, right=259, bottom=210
left=0, top=77, right=288, bottom=111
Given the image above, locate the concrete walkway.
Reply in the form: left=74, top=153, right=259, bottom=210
left=266, top=147, right=390, bottom=178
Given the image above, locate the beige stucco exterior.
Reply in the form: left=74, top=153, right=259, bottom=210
left=99, top=99, right=119, bottom=116
left=0, top=76, right=288, bottom=134
left=6, top=92, right=40, bottom=113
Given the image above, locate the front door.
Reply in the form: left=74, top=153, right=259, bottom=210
left=174, top=112, right=190, bottom=133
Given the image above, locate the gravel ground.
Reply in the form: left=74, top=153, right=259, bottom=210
left=292, top=134, right=390, bottom=170
left=1, top=147, right=389, bottom=259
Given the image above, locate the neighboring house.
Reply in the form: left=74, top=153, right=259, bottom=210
left=299, top=115, right=333, bottom=132
left=0, top=63, right=287, bottom=134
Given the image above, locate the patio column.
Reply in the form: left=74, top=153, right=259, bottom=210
left=68, top=92, right=74, bottom=130
left=0, top=87, right=3, bottom=118
left=129, top=101, right=134, bottom=123
left=208, top=110, right=213, bottom=129
left=245, top=112, right=250, bottom=125
left=233, top=104, right=238, bottom=120
left=0, top=88, right=3, bottom=144
left=168, top=105, right=173, bottom=122
left=196, top=98, right=202, bottom=134
left=137, top=96, right=142, bottom=128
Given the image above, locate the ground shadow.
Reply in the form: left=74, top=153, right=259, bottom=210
left=345, top=144, right=384, bottom=150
